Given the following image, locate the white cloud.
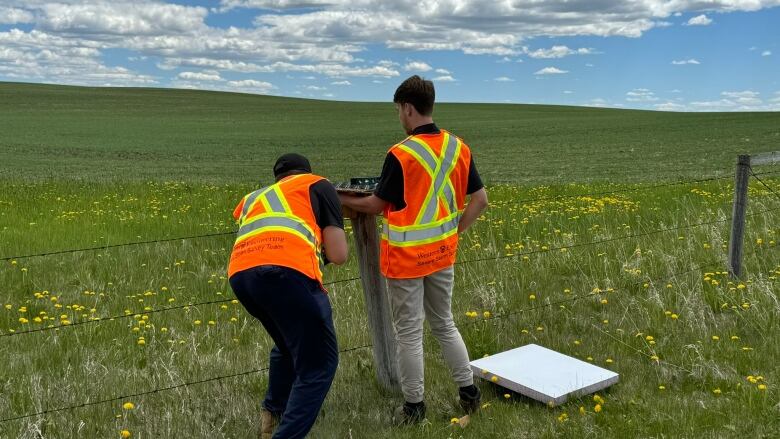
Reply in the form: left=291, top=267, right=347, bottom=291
left=654, top=101, right=686, bottom=111
left=526, top=45, right=595, bottom=59
left=686, top=14, right=712, bottom=26
left=404, top=61, right=432, bottom=72
left=494, top=76, right=514, bottom=82
left=178, top=71, right=222, bottom=81
left=331, top=80, right=351, bottom=85
left=626, top=88, right=658, bottom=102
left=305, top=85, right=326, bottom=91
left=534, top=67, right=567, bottom=75
left=226, top=79, right=275, bottom=93
left=671, top=58, right=700, bottom=65
left=435, top=68, right=450, bottom=74
left=0, top=7, right=34, bottom=24
left=38, top=2, right=209, bottom=36
left=433, top=75, right=455, bottom=82
left=762, top=50, right=772, bottom=56
left=563, top=90, right=573, bottom=94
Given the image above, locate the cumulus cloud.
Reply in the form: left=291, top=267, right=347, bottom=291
left=672, top=58, right=700, bottom=65
left=0, top=7, right=35, bottom=24
left=2, top=0, right=780, bottom=92
left=626, top=88, right=658, bottom=102
left=331, top=80, right=351, bottom=85
left=526, top=45, right=595, bottom=59
left=534, top=67, right=567, bottom=75
left=686, top=14, right=712, bottom=25
left=433, top=75, right=455, bottom=82
left=178, top=71, right=222, bottom=81
left=762, top=50, right=772, bottom=56
left=494, top=76, right=514, bottom=82
left=435, top=68, right=450, bottom=74
left=404, top=61, right=432, bottom=72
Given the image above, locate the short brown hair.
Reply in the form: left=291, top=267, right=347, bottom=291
left=393, top=75, right=435, bottom=116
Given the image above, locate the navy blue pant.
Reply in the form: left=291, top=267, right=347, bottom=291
left=230, top=265, right=338, bottom=439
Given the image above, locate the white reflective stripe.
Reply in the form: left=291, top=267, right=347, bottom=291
left=383, top=214, right=460, bottom=243
left=419, top=134, right=459, bottom=223
left=442, top=182, right=456, bottom=214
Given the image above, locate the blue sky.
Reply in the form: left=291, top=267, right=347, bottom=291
left=0, top=1, right=778, bottom=111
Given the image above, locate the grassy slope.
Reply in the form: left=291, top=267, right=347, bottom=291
left=1, top=82, right=780, bottom=183
left=0, top=82, right=778, bottom=438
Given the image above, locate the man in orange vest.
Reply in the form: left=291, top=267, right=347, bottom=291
left=228, top=153, right=348, bottom=439
left=340, top=75, right=489, bottom=424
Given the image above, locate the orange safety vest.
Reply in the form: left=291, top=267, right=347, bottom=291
left=228, top=173, right=325, bottom=284
left=380, top=130, right=472, bottom=278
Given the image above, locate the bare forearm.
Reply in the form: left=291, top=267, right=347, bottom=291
left=339, top=194, right=387, bottom=215
left=458, top=189, right=488, bottom=233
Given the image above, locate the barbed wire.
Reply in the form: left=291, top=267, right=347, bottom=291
left=7, top=172, right=779, bottom=262
left=6, top=202, right=780, bottom=340
left=0, top=342, right=373, bottom=424
left=0, top=276, right=362, bottom=339
left=750, top=167, right=780, bottom=203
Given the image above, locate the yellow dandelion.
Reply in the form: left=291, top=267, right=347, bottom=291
left=594, top=404, right=602, bottom=413
left=757, top=384, right=767, bottom=391
left=450, top=417, right=459, bottom=424
left=658, top=385, right=666, bottom=390
left=579, top=406, right=586, bottom=415
left=490, top=375, right=499, bottom=383
left=529, top=294, right=536, bottom=300
left=483, top=311, right=491, bottom=318
left=120, top=430, right=131, bottom=438
left=503, top=393, right=510, bottom=399
left=122, top=402, right=135, bottom=410
left=194, top=320, right=202, bottom=325
left=713, top=388, right=721, bottom=395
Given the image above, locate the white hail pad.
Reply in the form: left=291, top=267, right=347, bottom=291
left=470, top=344, right=619, bottom=406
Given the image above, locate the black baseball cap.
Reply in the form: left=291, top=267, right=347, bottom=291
left=273, top=153, right=312, bottom=178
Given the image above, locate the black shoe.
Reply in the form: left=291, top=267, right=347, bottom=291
left=458, top=385, right=481, bottom=414
left=393, top=401, right=426, bottom=425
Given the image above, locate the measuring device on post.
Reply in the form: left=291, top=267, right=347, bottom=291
left=334, top=177, right=379, bottom=196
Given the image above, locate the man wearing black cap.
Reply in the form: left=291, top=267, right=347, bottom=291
left=228, top=153, right=348, bottom=439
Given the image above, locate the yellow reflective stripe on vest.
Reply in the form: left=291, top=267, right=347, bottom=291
left=382, top=211, right=460, bottom=247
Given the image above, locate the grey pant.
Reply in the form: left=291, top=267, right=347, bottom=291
left=386, top=266, right=474, bottom=403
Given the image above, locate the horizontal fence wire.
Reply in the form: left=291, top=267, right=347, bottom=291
left=5, top=202, right=780, bottom=340
left=8, top=171, right=779, bottom=262
left=3, top=252, right=756, bottom=424
left=0, top=343, right=373, bottom=424
left=0, top=276, right=363, bottom=339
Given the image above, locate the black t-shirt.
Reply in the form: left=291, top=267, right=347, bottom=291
left=309, top=179, right=344, bottom=230
left=374, top=123, right=484, bottom=211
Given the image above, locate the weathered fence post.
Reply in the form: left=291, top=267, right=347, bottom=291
left=350, top=212, right=400, bottom=392
left=728, top=155, right=751, bottom=278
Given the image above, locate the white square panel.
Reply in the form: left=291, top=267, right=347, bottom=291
left=470, top=344, right=619, bottom=406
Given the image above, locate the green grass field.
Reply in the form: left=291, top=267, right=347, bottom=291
left=1, top=82, right=779, bottom=438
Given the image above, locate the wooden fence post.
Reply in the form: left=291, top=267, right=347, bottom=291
left=728, top=155, right=751, bottom=279
left=350, top=212, right=400, bottom=392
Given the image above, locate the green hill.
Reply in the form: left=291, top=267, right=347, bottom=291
left=2, top=81, right=778, bottom=183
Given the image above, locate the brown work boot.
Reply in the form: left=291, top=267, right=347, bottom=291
left=260, top=408, right=279, bottom=439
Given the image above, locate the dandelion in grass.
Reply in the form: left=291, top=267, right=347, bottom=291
left=594, top=404, right=602, bottom=413
left=120, top=430, right=131, bottom=438
left=483, top=311, right=491, bottom=318
left=503, top=393, right=511, bottom=399
left=758, top=384, right=767, bottom=391
left=122, top=402, right=135, bottom=410
left=491, top=375, right=499, bottom=383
